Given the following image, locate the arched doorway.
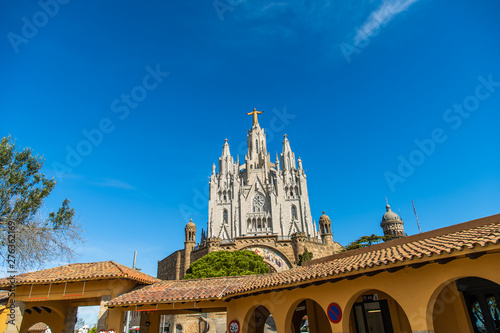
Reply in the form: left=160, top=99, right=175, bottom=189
left=246, top=305, right=276, bottom=333
left=288, top=299, right=331, bottom=333
left=433, top=277, right=500, bottom=333
left=348, top=290, right=411, bottom=333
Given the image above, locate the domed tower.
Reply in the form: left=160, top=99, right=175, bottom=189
left=183, top=219, right=197, bottom=275
left=319, top=211, right=333, bottom=244
left=380, top=204, right=405, bottom=238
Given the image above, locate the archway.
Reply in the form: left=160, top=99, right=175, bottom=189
left=245, top=305, right=276, bottom=333
left=433, top=277, right=500, bottom=333
left=20, top=306, right=65, bottom=333
left=242, top=245, right=293, bottom=273
left=347, top=290, right=411, bottom=333
left=287, top=299, right=331, bottom=333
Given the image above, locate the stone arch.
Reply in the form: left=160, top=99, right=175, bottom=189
left=241, top=245, right=293, bottom=273
left=285, top=298, right=331, bottom=333
left=343, top=288, right=412, bottom=333
left=428, top=273, right=500, bottom=333
left=244, top=305, right=276, bottom=333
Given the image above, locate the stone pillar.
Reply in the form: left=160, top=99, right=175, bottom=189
left=62, top=306, right=78, bottom=333
left=97, top=295, right=112, bottom=331
left=175, top=251, right=181, bottom=280
left=3, top=301, right=25, bottom=333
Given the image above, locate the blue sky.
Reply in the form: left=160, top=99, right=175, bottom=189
left=2, top=0, right=500, bottom=284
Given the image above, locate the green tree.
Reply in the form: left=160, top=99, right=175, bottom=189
left=0, top=136, right=82, bottom=271
left=297, top=247, right=313, bottom=266
left=341, top=234, right=393, bottom=252
left=184, top=250, right=269, bottom=279
left=75, top=317, right=85, bottom=330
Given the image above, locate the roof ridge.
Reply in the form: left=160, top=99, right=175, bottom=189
left=305, top=214, right=500, bottom=266
left=109, top=260, right=129, bottom=277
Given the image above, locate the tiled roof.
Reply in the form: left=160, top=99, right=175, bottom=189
left=107, top=214, right=500, bottom=306
left=0, top=261, right=160, bottom=287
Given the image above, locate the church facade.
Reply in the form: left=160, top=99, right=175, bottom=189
left=158, top=110, right=342, bottom=280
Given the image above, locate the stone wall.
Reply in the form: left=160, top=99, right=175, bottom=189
left=158, top=234, right=342, bottom=280
left=159, top=312, right=226, bottom=333
left=157, top=250, right=182, bottom=280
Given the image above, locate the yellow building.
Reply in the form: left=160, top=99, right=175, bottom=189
left=2, top=213, right=500, bottom=333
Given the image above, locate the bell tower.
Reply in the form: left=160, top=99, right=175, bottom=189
left=183, top=219, right=196, bottom=275
left=319, top=212, right=333, bottom=244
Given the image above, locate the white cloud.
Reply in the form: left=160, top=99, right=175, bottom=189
left=354, top=0, right=419, bottom=45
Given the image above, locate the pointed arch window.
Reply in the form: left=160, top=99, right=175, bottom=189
left=291, top=205, right=298, bottom=221
left=223, top=209, right=228, bottom=225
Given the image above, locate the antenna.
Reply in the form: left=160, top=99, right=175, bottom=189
left=126, top=251, right=140, bottom=333
left=412, top=199, right=422, bottom=233
left=385, top=196, right=389, bottom=205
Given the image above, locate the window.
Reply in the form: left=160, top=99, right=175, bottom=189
left=291, top=205, right=298, bottom=220
left=223, top=210, right=228, bottom=224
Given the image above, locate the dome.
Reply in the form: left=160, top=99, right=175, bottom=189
left=382, top=205, right=400, bottom=223
left=319, top=211, right=331, bottom=223
left=186, top=218, right=196, bottom=228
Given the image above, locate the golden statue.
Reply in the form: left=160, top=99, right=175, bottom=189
left=246, top=108, right=263, bottom=126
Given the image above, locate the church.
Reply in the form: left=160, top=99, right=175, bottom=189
left=5, top=111, right=500, bottom=333
left=157, top=109, right=343, bottom=280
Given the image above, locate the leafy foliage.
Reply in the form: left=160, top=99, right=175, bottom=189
left=341, top=234, right=393, bottom=252
left=0, top=136, right=82, bottom=271
left=184, top=250, right=269, bottom=279
left=297, top=247, right=313, bottom=266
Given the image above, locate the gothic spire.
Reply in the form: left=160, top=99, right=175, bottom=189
left=219, top=138, right=233, bottom=175
left=281, top=134, right=296, bottom=171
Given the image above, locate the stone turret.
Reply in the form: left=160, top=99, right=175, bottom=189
left=291, top=231, right=307, bottom=263
left=381, top=204, right=405, bottom=238
left=319, top=212, right=333, bottom=244
left=183, top=219, right=196, bottom=275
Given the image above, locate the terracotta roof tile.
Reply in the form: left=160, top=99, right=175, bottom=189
left=0, top=261, right=160, bottom=287
left=107, top=214, right=500, bottom=306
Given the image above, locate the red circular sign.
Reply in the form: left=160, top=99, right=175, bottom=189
left=107, top=330, right=116, bottom=333
left=228, top=320, right=240, bottom=333
left=98, top=330, right=105, bottom=333
left=327, top=303, right=342, bottom=323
